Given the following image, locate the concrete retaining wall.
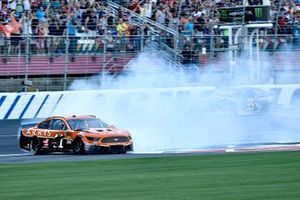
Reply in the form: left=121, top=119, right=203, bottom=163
left=0, top=84, right=300, bottom=120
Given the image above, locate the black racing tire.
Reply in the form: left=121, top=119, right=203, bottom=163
left=30, top=137, right=43, bottom=155
left=19, top=132, right=25, bottom=149
left=73, top=138, right=86, bottom=155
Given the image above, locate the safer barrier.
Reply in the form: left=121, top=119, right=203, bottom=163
left=1, top=84, right=300, bottom=120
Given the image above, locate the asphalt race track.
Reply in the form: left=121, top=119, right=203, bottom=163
left=0, top=119, right=183, bottom=164
left=0, top=119, right=204, bottom=164
left=1, top=116, right=300, bottom=164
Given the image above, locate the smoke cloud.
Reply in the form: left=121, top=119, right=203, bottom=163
left=67, top=50, right=300, bottom=152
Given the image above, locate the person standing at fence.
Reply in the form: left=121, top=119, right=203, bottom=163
left=0, top=11, right=22, bottom=57
left=116, top=18, right=128, bottom=35
left=107, top=11, right=115, bottom=31
left=116, top=18, right=129, bottom=51
left=155, top=5, right=166, bottom=25
left=105, top=30, right=115, bottom=53
left=54, top=16, right=66, bottom=55
left=84, top=9, right=98, bottom=53
left=85, top=10, right=98, bottom=36
left=36, top=19, right=49, bottom=54
left=20, top=11, right=32, bottom=38
left=48, top=18, right=60, bottom=58
left=98, top=14, right=107, bottom=35
left=67, top=19, right=78, bottom=61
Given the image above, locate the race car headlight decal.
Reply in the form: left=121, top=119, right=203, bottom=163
left=86, top=136, right=100, bottom=142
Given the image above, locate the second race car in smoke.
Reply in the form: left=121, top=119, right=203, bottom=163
left=194, top=87, right=275, bottom=115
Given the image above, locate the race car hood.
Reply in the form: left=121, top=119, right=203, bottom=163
left=79, top=128, right=131, bottom=137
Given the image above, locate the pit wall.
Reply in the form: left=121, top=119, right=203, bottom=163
left=0, top=84, right=300, bottom=120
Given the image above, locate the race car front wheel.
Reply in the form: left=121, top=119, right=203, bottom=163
left=73, top=138, right=86, bottom=155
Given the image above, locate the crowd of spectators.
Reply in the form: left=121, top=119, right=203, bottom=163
left=0, top=0, right=144, bottom=56
left=125, top=0, right=300, bottom=63
left=0, top=0, right=300, bottom=63
left=126, top=0, right=300, bottom=35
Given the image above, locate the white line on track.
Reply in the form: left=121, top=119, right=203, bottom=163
left=0, top=153, right=32, bottom=157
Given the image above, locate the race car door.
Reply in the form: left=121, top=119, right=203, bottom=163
left=49, top=119, right=68, bottom=148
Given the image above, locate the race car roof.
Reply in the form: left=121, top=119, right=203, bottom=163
left=45, top=115, right=97, bottom=120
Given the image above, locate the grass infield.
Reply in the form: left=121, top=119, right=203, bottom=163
left=0, top=151, right=300, bottom=200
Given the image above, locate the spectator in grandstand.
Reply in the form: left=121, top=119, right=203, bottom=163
left=117, top=6, right=127, bottom=20
left=23, top=0, right=31, bottom=12
left=181, top=40, right=196, bottom=64
left=85, top=10, right=98, bottom=35
left=0, top=10, right=22, bottom=38
left=167, top=9, right=179, bottom=31
left=35, top=19, right=49, bottom=53
left=116, top=18, right=129, bottom=35
left=8, top=12, right=23, bottom=55
left=35, top=6, right=46, bottom=21
left=292, top=20, right=300, bottom=41
left=150, top=1, right=158, bottom=19
left=97, top=14, right=106, bottom=35
left=51, top=0, right=62, bottom=13
left=128, top=0, right=142, bottom=14
left=0, top=5, right=9, bottom=25
left=155, top=4, right=166, bottom=25
left=194, top=13, right=206, bottom=36
left=30, top=0, right=41, bottom=12
left=116, top=18, right=131, bottom=51
left=130, top=25, right=142, bottom=51
left=105, top=30, right=116, bottom=52
left=20, top=10, right=32, bottom=37
left=8, top=0, right=17, bottom=11
left=94, top=1, right=106, bottom=18
left=67, top=19, right=78, bottom=60
left=182, top=16, right=194, bottom=36
left=15, top=0, right=24, bottom=17
left=56, top=16, right=67, bottom=54
left=107, top=11, right=115, bottom=28
left=142, top=0, right=153, bottom=18
left=48, top=17, right=61, bottom=57
left=30, top=12, right=39, bottom=35
left=295, top=3, right=300, bottom=12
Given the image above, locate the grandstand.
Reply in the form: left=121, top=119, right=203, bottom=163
left=0, top=0, right=300, bottom=92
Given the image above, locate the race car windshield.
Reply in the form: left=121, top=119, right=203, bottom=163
left=67, top=118, right=109, bottom=130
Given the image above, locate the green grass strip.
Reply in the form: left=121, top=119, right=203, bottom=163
left=1, top=151, right=300, bottom=200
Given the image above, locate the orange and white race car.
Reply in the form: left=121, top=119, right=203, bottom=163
left=19, top=115, right=133, bottom=155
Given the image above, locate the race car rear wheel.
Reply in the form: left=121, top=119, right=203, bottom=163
left=73, top=138, right=86, bottom=155
left=30, top=137, right=42, bottom=155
